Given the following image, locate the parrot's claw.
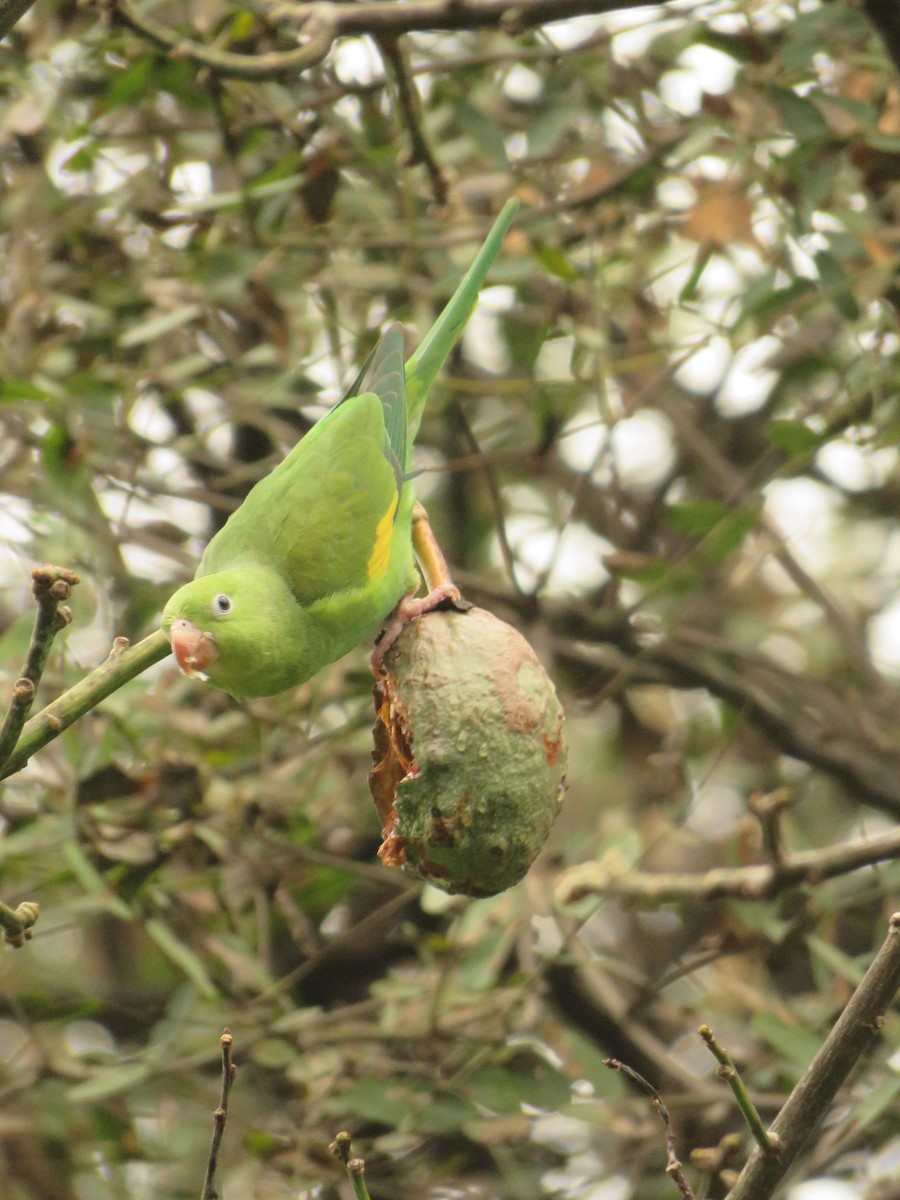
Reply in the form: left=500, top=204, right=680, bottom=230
left=371, top=585, right=471, bottom=676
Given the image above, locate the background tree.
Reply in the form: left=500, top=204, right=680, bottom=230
left=1, top=1, right=899, bottom=1197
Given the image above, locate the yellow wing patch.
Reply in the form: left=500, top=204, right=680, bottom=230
left=367, top=492, right=399, bottom=580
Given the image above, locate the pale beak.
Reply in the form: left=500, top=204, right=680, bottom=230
left=169, top=618, right=218, bottom=681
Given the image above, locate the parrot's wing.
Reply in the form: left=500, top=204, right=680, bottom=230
left=199, top=391, right=406, bottom=607
left=342, top=324, right=407, bottom=481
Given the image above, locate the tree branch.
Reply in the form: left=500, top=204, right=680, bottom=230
left=0, top=630, right=170, bottom=780
left=109, top=0, right=336, bottom=80
left=556, top=824, right=900, bottom=906
left=862, top=0, right=900, bottom=75
left=201, top=1029, right=237, bottom=1200
left=107, top=0, right=679, bottom=81
left=726, top=913, right=900, bottom=1200
left=0, top=0, right=37, bottom=40
left=0, top=565, right=79, bottom=772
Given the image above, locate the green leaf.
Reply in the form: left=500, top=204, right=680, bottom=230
left=532, top=241, right=579, bottom=282
left=118, top=304, right=203, bottom=348
left=766, top=86, right=830, bottom=143
left=665, top=500, right=729, bottom=536
left=457, top=101, right=509, bottom=168
left=67, top=1063, right=150, bottom=1103
left=814, top=250, right=860, bottom=320
left=106, top=56, right=157, bottom=109
left=768, top=420, right=822, bottom=455
left=144, top=918, right=218, bottom=998
left=0, top=378, right=54, bottom=401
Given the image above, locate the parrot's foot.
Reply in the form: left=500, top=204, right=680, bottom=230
left=371, top=585, right=472, bottom=677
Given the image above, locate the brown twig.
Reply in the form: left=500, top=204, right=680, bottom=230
left=107, top=0, right=685, bottom=82
left=109, top=0, right=336, bottom=80
left=0, top=0, right=37, bottom=38
left=726, top=913, right=900, bottom=1200
left=201, top=1029, right=237, bottom=1200
left=556, top=824, right=900, bottom=906
left=603, top=1058, right=695, bottom=1200
left=0, top=565, right=79, bottom=772
left=377, top=34, right=448, bottom=206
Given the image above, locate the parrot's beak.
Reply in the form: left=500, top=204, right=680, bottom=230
left=169, top=618, right=218, bottom=681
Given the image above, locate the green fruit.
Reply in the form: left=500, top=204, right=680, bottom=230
left=370, top=606, right=566, bottom=897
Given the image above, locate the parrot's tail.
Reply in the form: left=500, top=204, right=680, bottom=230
left=404, top=198, right=520, bottom=446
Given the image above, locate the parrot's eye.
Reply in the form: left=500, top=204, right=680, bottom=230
left=212, top=593, right=233, bottom=616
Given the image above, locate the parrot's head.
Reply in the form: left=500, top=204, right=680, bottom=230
left=161, top=567, right=309, bottom=697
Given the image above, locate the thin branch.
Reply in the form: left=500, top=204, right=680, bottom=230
left=0, top=565, right=79, bottom=771
left=285, top=0, right=683, bottom=37
left=330, top=1131, right=373, bottom=1200
left=378, top=34, right=449, bottom=207
left=556, top=824, right=900, bottom=906
left=863, top=0, right=900, bottom=75
left=0, top=0, right=37, bottom=39
left=0, top=900, right=40, bottom=948
left=0, top=629, right=170, bottom=781
left=201, top=1029, right=237, bottom=1200
left=726, top=913, right=900, bottom=1200
left=603, top=1059, right=696, bottom=1200
left=698, top=1025, right=773, bottom=1153
left=106, top=0, right=689, bottom=82
left=109, top=0, right=337, bottom=80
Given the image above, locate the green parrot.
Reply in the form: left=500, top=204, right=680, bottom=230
left=161, top=199, right=518, bottom=698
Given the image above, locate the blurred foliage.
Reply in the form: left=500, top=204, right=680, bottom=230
left=1, top=1, right=900, bottom=1197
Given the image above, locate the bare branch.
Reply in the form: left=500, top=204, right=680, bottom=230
left=0, top=565, right=79, bottom=771
left=603, top=1059, right=696, bottom=1200
left=0, top=630, right=170, bottom=780
left=201, top=1029, right=238, bottom=1200
left=556, top=824, right=900, bottom=906
left=0, top=0, right=37, bottom=40
left=726, top=914, right=900, bottom=1200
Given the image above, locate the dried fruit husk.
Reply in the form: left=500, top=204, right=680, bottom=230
left=369, top=605, right=566, bottom=897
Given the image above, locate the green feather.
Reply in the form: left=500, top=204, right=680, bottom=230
left=161, top=199, right=519, bottom=697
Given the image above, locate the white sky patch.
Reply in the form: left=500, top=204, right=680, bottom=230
left=816, top=441, right=898, bottom=493
left=869, top=599, right=900, bottom=678
left=332, top=37, right=383, bottom=86
left=495, top=515, right=611, bottom=595
left=717, top=335, right=780, bottom=415
left=503, top=63, right=543, bottom=103
left=608, top=410, right=677, bottom=489
left=787, top=1182, right=862, bottom=1200
left=764, top=478, right=841, bottom=574
left=559, top=410, right=608, bottom=474
left=678, top=44, right=739, bottom=95
left=676, top=336, right=731, bottom=395
left=462, top=285, right=515, bottom=374
left=170, top=161, right=212, bottom=201
left=600, top=107, right=645, bottom=155
left=535, top=335, right=575, bottom=385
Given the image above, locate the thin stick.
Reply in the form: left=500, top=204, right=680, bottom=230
left=556, top=824, right=900, bottom=906
left=378, top=34, right=448, bottom=206
left=201, top=1029, right=238, bottom=1200
left=726, top=913, right=900, bottom=1200
left=603, top=1058, right=695, bottom=1200
left=0, top=565, right=79, bottom=771
left=698, top=1025, right=773, bottom=1153
left=0, top=629, right=170, bottom=780
left=330, top=1131, right=373, bottom=1200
